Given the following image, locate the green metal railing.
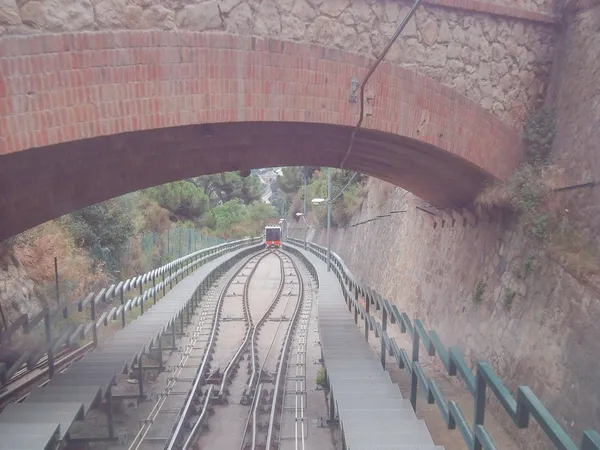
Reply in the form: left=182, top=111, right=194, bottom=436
left=0, top=237, right=261, bottom=386
left=286, top=237, right=600, bottom=450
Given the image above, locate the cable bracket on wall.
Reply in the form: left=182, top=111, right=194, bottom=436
left=349, top=77, right=359, bottom=103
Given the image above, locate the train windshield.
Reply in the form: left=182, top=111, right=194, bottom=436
left=266, top=228, right=280, bottom=241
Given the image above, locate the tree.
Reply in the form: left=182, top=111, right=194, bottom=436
left=144, top=181, right=209, bottom=220
left=205, top=199, right=249, bottom=234
left=269, top=182, right=287, bottom=216
left=191, top=172, right=262, bottom=205
left=276, top=167, right=303, bottom=197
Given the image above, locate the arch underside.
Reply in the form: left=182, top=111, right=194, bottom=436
left=0, top=122, right=491, bottom=242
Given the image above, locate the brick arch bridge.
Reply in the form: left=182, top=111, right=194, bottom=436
left=0, top=30, right=524, bottom=241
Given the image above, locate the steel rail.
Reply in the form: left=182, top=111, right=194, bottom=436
left=187, top=250, right=283, bottom=449
left=180, top=384, right=214, bottom=449
left=166, top=250, right=268, bottom=450
left=239, top=382, right=264, bottom=450
left=217, top=251, right=272, bottom=397
left=240, top=252, right=289, bottom=450
left=265, top=252, right=305, bottom=448
left=128, top=253, right=265, bottom=450
left=128, top=304, right=213, bottom=450
left=245, top=251, right=287, bottom=396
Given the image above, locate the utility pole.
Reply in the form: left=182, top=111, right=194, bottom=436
left=326, top=167, right=331, bottom=272
left=303, top=167, right=308, bottom=250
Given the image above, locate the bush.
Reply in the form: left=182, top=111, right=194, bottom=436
left=304, top=168, right=366, bottom=228
left=503, top=288, right=515, bottom=308
left=523, top=106, right=556, bottom=163
left=472, top=280, right=485, bottom=303
left=63, top=197, right=135, bottom=271
left=316, top=367, right=327, bottom=387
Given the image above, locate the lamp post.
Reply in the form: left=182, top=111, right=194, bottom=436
left=303, top=167, right=308, bottom=250
left=295, top=212, right=308, bottom=250
left=311, top=167, right=332, bottom=272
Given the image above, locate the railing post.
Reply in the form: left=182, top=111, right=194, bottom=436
left=364, top=294, right=370, bottom=343
left=44, top=312, right=55, bottom=378
left=380, top=308, right=387, bottom=369
left=106, top=385, right=115, bottom=438
left=139, top=279, right=144, bottom=316
left=138, top=355, right=145, bottom=398
left=171, top=319, right=176, bottom=350
left=354, top=289, right=359, bottom=324
left=410, top=331, right=419, bottom=411
left=328, top=389, right=335, bottom=421
left=473, top=363, right=487, bottom=450
left=153, top=274, right=157, bottom=305
left=91, top=296, right=98, bottom=347
left=120, top=286, right=126, bottom=329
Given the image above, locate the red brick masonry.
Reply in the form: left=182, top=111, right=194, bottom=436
left=0, top=31, right=521, bottom=240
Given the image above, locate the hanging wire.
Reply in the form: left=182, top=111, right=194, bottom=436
left=325, top=0, right=423, bottom=205
left=339, top=0, right=424, bottom=170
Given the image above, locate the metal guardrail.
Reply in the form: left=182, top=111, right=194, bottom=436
left=285, top=237, right=600, bottom=450
left=0, top=238, right=261, bottom=386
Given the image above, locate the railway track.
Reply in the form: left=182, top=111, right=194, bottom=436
left=239, top=254, right=305, bottom=450
left=162, top=249, right=306, bottom=450
left=128, top=249, right=269, bottom=450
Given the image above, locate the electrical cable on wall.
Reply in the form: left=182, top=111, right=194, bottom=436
left=329, top=0, right=423, bottom=204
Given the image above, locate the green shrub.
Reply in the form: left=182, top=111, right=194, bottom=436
left=523, top=106, right=556, bottom=163
left=473, top=280, right=485, bottom=303
left=63, top=197, right=135, bottom=271
left=316, top=367, right=327, bottom=387
left=503, top=288, right=516, bottom=308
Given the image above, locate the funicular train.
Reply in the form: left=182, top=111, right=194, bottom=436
left=265, top=225, right=282, bottom=249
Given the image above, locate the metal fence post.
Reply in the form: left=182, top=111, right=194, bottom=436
left=91, top=297, right=98, bottom=347
left=153, top=274, right=157, bottom=305
left=410, top=332, right=420, bottom=411
left=120, top=286, right=126, bottom=329
left=473, top=363, right=487, bottom=450
left=139, top=279, right=144, bottom=316
left=44, top=312, right=55, bottom=378
left=364, top=294, right=370, bottom=342
left=380, top=308, right=387, bottom=369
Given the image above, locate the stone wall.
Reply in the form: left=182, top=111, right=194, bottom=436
left=0, top=0, right=557, bottom=126
left=298, top=177, right=599, bottom=448
left=548, top=5, right=600, bottom=247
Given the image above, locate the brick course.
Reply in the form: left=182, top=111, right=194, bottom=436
left=0, top=31, right=519, bottom=168
left=0, top=31, right=521, bottom=241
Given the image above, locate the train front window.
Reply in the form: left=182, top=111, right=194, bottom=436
left=266, top=228, right=280, bottom=241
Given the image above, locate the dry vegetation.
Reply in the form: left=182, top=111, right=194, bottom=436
left=11, top=222, right=110, bottom=304
left=476, top=107, right=600, bottom=280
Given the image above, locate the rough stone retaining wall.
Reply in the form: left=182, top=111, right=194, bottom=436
left=298, top=177, right=600, bottom=450
left=0, top=0, right=557, bottom=126
left=548, top=5, right=600, bottom=247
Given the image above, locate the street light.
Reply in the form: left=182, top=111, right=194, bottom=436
left=302, top=167, right=308, bottom=250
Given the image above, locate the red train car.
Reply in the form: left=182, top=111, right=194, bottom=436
left=265, top=226, right=281, bottom=248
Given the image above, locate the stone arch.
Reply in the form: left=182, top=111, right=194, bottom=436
left=0, top=31, right=521, bottom=241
